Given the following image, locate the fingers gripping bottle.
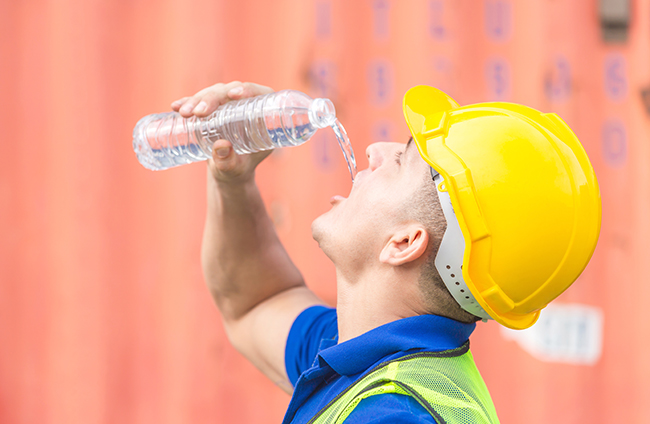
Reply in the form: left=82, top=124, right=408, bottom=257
left=132, top=90, right=357, bottom=178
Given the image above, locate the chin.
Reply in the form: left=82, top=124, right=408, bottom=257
left=311, top=214, right=337, bottom=255
left=311, top=215, right=326, bottom=244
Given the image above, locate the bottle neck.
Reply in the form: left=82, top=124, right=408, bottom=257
left=309, top=98, right=337, bottom=129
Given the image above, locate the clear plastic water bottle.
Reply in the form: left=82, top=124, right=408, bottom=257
left=133, top=90, right=338, bottom=171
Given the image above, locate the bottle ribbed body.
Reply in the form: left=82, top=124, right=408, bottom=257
left=133, top=90, right=332, bottom=171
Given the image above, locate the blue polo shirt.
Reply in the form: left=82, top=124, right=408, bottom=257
left=282, top=306, right=476, bottom=424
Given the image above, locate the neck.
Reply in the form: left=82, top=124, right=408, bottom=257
left=334, top=266, right=426, bottom=343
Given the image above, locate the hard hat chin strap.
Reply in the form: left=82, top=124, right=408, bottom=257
left=431, top=168, right=491, bottom=321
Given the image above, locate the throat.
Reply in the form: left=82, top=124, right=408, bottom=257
left=335, top=272, right=424, bottom=343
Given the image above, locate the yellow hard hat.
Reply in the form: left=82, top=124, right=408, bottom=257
left=403, top=85, right=601, bottom=330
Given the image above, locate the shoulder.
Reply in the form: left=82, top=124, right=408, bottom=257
left=285, top=305, right=338, bottom=385
left=289, top=305, right=338, bottom=339
left=343, top=393, right=438, bottom=424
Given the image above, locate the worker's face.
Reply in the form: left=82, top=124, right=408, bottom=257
left=312, top=138, right=432, bottom=271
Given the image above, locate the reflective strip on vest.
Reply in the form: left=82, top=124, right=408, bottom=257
left=308, top=343, right=499, bottom=424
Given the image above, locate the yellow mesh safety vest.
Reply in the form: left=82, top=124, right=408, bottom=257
left=309, top=343, right=499, bottom=424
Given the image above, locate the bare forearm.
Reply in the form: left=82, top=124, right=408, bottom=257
left=178, top=81, right=323, bottom=387
left=201, top=173, right=305, bottom=322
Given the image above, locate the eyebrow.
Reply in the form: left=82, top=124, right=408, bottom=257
left=404, top=136, right=414, bottom=156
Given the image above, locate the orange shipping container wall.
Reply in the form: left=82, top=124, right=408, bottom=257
left=1, top=1, right=649, bottom=423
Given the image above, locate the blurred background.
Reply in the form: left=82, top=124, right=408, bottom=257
left=1, top=0, right=649, bottom=423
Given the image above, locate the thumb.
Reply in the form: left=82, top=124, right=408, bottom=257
left=214, top=142, right=232, bottom=160
left=208, top=139, right=272, bottom=183
left=210, top=139, right=237, bottom=172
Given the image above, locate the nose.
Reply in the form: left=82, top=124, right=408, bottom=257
left=366, top=143, right=384, bottom=171
left=366, top=142, right=400, bottom=171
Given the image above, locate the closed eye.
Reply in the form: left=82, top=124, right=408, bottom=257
left=394, top=151, right=403, bottom=165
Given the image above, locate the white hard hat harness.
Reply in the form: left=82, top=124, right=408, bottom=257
left=429, top=166, right=491, bottom=321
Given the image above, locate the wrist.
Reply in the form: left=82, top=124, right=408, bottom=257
left=208, top=169, right=259, bottom=201
left=214, top=172, right=256, bottom=190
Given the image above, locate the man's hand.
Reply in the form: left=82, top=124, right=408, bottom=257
left=172, top=81, right=274, bottom=184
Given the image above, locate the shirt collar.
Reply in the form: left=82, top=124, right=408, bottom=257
left=317, top=315, right=475, bottom=376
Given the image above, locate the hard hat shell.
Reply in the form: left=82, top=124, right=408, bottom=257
left=403, top=85, right=602, bottom=330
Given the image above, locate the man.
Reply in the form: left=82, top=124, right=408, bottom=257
left=172, top=81, right=601, bottom=423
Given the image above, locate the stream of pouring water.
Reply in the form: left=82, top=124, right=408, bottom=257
left=330, top=119, right=357, bottom=181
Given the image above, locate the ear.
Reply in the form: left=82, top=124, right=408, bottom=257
left=379, top=224, right=429, bottom=266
